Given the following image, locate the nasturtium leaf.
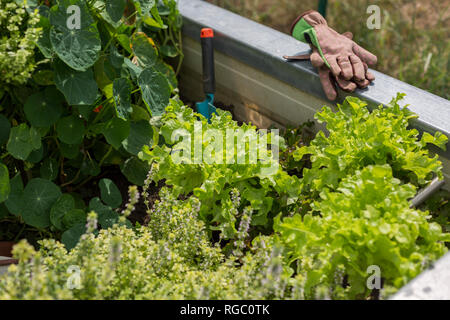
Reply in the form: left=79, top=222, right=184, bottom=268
left=134, top=0, right=155, bottom=15
left=54, top=60, right=98, bottom=105
left=160, top=45, right=178, bottom=58
left=113, top=78, right=133, bottom=120
left=7, top=124, right=41, bottom=160
left=33, top=70, right=55, bottom=86
left=50, top=193, right=75, bottom=230
left=99, top=178, right=122, bottom=208
left=94, top=57, right=114, bottom=99
left=153, top=60, right=178, bottom=89
left=0, top=115, right=11, bottom=145
left=60, top=143, right=80, bottom=159
left=102, top=117, right=130, bottom=149
left=40, top=158, right=59, bottom=181
left=61, top=223, right=86, bottom=250
left=131, top=32, right=158, bottom=67
left=89, top=197, right=119, bottom=229
left=122, top=120, right=153, bottom=155
left=56, top=115, right=85, bottom=145
left=80, top=158, right=100, bottom=176
left=124, top=58, right=143, bottom=80
left=121, top=157, right=150, bottom=186
left=109, top=46, right=125, bottom=69
left=106, top=0, right=127, bottom=23
left=62, top=209, right=87, bottom=230
left=36, top=5, right=53, bottom=58
left=131, top=105, right=150, bottom=122
left=5, top=174, right=23, bottom=216
left=0, top=163, right=10, bottom=203
left=26, top=144, right=45, bottom=163
left=49, top=0, right=101, bottom=71
left=150, top=5, right=166, bottom=29
left=24, top=87, right=64, bottom=127
left=138, top=67, right=171, bottom=116
left=142, top=16, right=163, bottom=28
left=21, top=178, right=62, bottom=228
left=116, top=34, right=132, bottom=54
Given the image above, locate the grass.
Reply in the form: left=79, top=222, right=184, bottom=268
left=207, top=0, right=449, bottom=100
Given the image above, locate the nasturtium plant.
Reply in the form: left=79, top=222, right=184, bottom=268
left=0, top=0, right=183, bottom=245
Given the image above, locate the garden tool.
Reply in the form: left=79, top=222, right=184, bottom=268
left=196, top=28, right=217, bottom=120
left=290, top=10, right=377, bottom=81
left=284, top=32, right=374, bottom=100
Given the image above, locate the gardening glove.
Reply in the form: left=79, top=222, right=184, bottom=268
left=284, top=32, right=375, bottom=100
left=290, top=10, right=377, bottom=81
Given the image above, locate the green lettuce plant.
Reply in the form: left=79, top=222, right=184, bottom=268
left=294, top=94, right=447, bottom=196
left=139, top=98, right=302, bottom=240
left=275, top=164, right=450, bottom=299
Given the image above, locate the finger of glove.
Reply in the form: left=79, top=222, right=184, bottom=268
left=363, top=62, right=376, bottom=81
left=310, top=50, right=324, bottom=68
left=283, top=54, right=311, bottom=60
left=337, top=56, right=353, bottom=80
left=318, top=68, right=337, bottom=101
left=335, top=76, right=357, bottom=92
left=327, top=56, right=341, bottom=77
left=353, top=43, right=377, bottom=66
left=342, top=31, right=353, bottom=40
left=355, top=79, right=370, bottom=88
left=349, top=54, right=365, bottom=81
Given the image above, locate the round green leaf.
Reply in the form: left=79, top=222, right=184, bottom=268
left=0, top=163, right=10, bottom=203
left=113, top=78, right=133, bottom=120
left=22, top=178, right=62, bottom=228
left=50, top=193, right=75, bottom=230
left=61, top=223, right=86, bottom=250
left=89, top=197, right=119, bottom=229
left=138, top=67, right=171, bottom=116
left=102, top=117, right=130, bottom=149
left=106, top=0, right=127, bottom=23
left=0, top=115, right=11, bottom=145
left=40, top=158, right=59, bottom=181
left=135, top=0, right=155, bottom=15
left=26, top=144, right=45, bottom=163
left=24, top=87, right=64, bottom=127
left=131, top=32, right=158, bottom=67
left=62, top=209, right=86, bottom=230
left=49, top=0, right=101, bottom=71
left=121, top=157, right=150, bottom=186
left=54, top=60, right=99, bottom=105
left=56, top=115, right=85, bottom=144
left=36, top=5, right=53, bottom=58
left=99, top=178, right=122, bottom=209
left=60, top=142, right=80, bottom=159
left=122, top=120, right=153, bottom=155
left=5, top=174, right=23, bottom=216
left=33, top=70, right=55, bottom=86
left=7, top=124, right=41, bottom=160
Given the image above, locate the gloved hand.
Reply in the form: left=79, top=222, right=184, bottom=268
left=290, top=10, right=377, bottom=81
left=284, top=32, right=375, bottom=100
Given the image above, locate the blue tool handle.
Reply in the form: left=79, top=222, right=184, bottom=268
left=201, top=28, right=215, bottom=94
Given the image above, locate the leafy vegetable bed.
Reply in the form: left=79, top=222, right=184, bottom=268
left=0, top=0, right=449, bottom=300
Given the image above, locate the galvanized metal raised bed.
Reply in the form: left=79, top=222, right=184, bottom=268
left=178, top=0, right=450, bottom=300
